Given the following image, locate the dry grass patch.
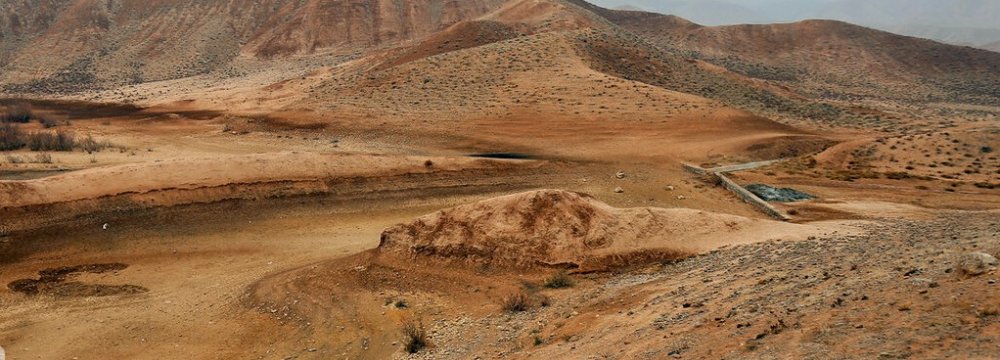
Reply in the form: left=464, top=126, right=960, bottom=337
left=402, top=321, right=428, bottom=353
left=543, top=271, right=574, bottom=289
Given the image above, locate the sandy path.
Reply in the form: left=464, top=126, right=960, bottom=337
left=0, top=193, right=511, bottom=360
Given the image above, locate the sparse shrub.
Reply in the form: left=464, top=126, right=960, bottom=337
left=543, top=272, right=574, bottom=289
left=34, top=153, right=52, bottom=164
left=1, top=123, right=25, bottom=150
left=5, top=154, right=24, bottom=164
left=77, top=135, right=109, bottom=153
left=27, top=131, right=75, bottom=151
left=974, top=182, right=996, bottom=189
left=885, top=172, right=912, bottom=180
left=402, top=321, right=428, bottom=354
left=40, top=117, right=59, bottom=128
left=1, top=102, right=33, bottom=123
left=501, top=291, right=531, bottom=312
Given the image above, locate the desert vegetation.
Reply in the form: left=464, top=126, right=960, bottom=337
left=543, top=271, right=574, bottom=289
left=0, top=123, right=25, bottom=150
left=1, top=128, right=110, bottom=153
left=0, top=123, right=112, bottom=153
left=0, top=1, right=997, bottom=360
left=500, top=291, right=532, bottom=312
left=1, top=102, right=34, bottom=123
left=402, top=321, right=428, bottom=354
left=1, top=102, right=65, bottom=127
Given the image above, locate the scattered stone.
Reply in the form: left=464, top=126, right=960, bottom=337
left=614, top=187, right=625, bottom=193
left=616, top=171, right=627, bottom=179
left=958, top=252, right=998, bottom=276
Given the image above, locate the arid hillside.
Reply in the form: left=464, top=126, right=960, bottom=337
left=1, top=1, right=998, bottom=360
left=3, top=0, right=998, bottom=115
left=606, top=11, right=1000, bottom=104
left=0, top=0, right=505, bottom=91
left=280, top=0, right=851, bottom=136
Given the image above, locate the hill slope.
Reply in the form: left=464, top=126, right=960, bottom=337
left=2, top=0, right=998, bottom=117
left=0, top=0, right=505, bottom=92
left=607, top=12, right=1000, bottom=104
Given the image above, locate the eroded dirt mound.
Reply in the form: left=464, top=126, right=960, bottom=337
left=379, top=189, right=811, bottom=270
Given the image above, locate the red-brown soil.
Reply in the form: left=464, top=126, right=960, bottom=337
left=0, top=1, right=997, bottom=359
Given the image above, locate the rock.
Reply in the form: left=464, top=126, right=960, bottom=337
left=616, top=170, right=627, bottom=179
left=959, top=252, right=998, bottom=276
left=910, top=278, right=937, bottom=288
left=665, top=185, right=675, bottom=191
left=614, top=187, right=625, bottom=193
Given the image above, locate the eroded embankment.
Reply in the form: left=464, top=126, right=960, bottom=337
left=0, top=152, right=546, bottom=233
left=378, top=189, right=818, bottom=271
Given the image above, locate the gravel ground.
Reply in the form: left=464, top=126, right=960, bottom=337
left=404, top=212, right=1000, bottom=359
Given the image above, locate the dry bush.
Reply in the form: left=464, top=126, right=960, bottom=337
left=27, top=131, right=75, bottom=151
left=39, top=117, right=60, bottom=128
left=543, top=271, right=574, bottom=289
left=1, top=123, right=25, bottom=150
left=1, top=102, right=34, bottom=123
left=77, top=135, right=111, bottom=153
left=5, top=154, right=25, bottom=164
left=501, top=291, right=531, bottom=312
left=402, top=321, right=428, bottom=353
left=34, top=153, right=52, bottom=164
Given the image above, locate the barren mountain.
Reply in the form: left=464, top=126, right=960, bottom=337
left=281, top=0, right=851, bottom=134
left=4, top=0, right=997, bottom=114
left=0, top=0, right=504, bottom=91
left=595, top=0, right=1000, bottom=46
left=606, top=12, right=1000, bottom=104
left=1, top=1, right=998, bottom=360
